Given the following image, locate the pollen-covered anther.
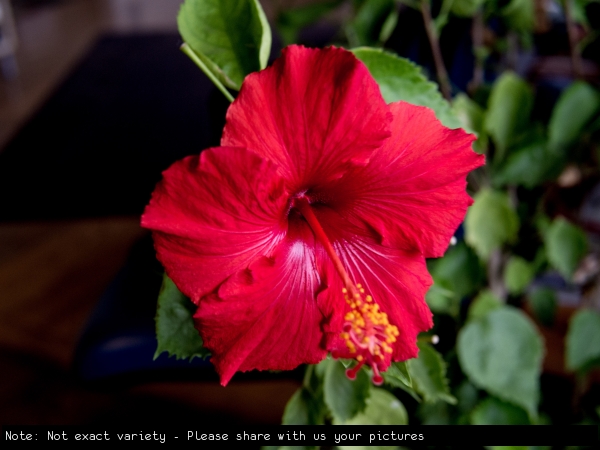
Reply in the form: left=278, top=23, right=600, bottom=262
left=340, top=284, right=399, bottom=385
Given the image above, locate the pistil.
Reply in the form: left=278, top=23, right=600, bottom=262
left=294, top=196, right=399, bottom=384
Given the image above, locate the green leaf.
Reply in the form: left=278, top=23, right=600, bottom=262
left=276, top=0, right=344, bottom=45
left=384, top=361, right=412, bottom=387
left=324, top=360, right=371, bottom=421
left=471, top=396, right=530, bottom=424
left=282, top=388, right=311, bottom=425
left=382, top=362, right=421, bottom=402
left=457, top=307, right=544, bottom=416
left=334, top=387, right=407, bottom=425
left=352, top=48, right=461, bottom=128
left=346, top=0, right=395, bottom=47
left=455, top=381, right=479, bottom=415
left=407, top=342, right=456, bottom=404
left=528, top=287, right=557, bottom=327
left=451, top=0, right=486, bottom=17
left=452, top=93, right=488, bottom=153
left=178, top=0, right=271, bottom=90
left=282, top=387, right=326, bottom=425
left=465, top=188, right=519, bottom=260
left=378, top=6, right=399, bottom=43
left=417, top=400, right=452, bottom=425
left=566, top=309, right=600, bottom=372
left=548, top=81, right=600, bottom=152
left=504, top=256, right=535, bottom=295
left=426, top=282, right=460, bottom=317
left=314, top=357, right=331, bottom=379
left=484, top=72, right=533, bottom=162
left=545, top=217, right=588, bottom=279
left=502, top=0, right=535, bottom=32
left=467, top=289, right=502, bottom=321
left=429, top=242, right=486, bottom=299
left=493, top=139, right=563, bottom=188
left=154, top=274, right=209, bottom=360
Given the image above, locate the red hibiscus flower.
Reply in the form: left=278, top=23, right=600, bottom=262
left=142, top=45, right=484, bottom=386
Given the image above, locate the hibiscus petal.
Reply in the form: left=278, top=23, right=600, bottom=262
left=141, top=147, right=288, bottom=301
left=317, top=102, right=485, bottom=258
left=314, top=206, right=433, bottom=363
left=194, top=220, right=328, bottom=386
left=221, top=45, right=392, bottom=192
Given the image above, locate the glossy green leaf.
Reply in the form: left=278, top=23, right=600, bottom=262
left=493, top=140, right=562, bottom=188
left=471, top=396, right=530, bottom=424
left=457, top=307, right=544, bottom=416
left=352, top=48, right=461, bottom=128
left=178, top=0, right=271, bottom=90
left=334, top=388, right=407, bottom=426
left=282, top=387, right=326, bottom=425
left=346, top=0, right=395, bottom=47
left=452, top=93, right=488, bottom=153
left=324, top=360, right=371, bottom=421
left=314, top=357, right=331, bottom=378
left=566, top=309, right=600, bottom=372
left=282, top=388, right=311, bottom=425
left=545, top=217, right=587, bottom=279
left=407, top=342, right=456, bottom=404
left=426, top=282, right=460, bottom=317
left=528, top=287, right=557, bottom=327
left=154, top=274, right=209, bottom=360
left=384, top=361, right=412, bottom=387
left=504, top=256, right=535, bottom=295
left=548, top=81, right=600, bottom=151
left=484, top=72, right=533, bottom=162
left=378, top=6, right=399, bottom=43
left=467, top=289, right=502, bottom=321
left=429, top=242, right=486, bottom=299
left=465, top=188, right=519, bottom=260
left=455, top=381, right=479, bottom=415
left=382, top=362, right=421, bottom=401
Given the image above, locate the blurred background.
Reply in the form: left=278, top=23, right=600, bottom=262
left=0, top=0, right=304, bottom=426
left=1, top=0, right=599, bottom=431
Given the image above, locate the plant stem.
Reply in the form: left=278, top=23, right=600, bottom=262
left=563, top=0, right=583, bottom=79
left=180, top=43, right=235, bottom=103
left=469, top=8, right=485, bottom=94
left=506, top=31, right=518, bottom=71
left=488, top=249, right=507, bottom=301
left=420, top=0, right=452, bottom=101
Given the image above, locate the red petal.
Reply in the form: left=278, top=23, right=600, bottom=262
left=315, top=102, right=485, bottom=258
left=194, top=220, right=328, bottom=385
left=221, top=45, right=392, bottom=192
left=141, top=147, right=288, bottom=301
left=314, top=206, right=433, bottom=362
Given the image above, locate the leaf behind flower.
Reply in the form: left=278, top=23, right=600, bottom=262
left=352, top=48, right=461, bottom=129
left=407, top=341, right=456, bottom=404
left=178, top=0, right=271, bottom=90
left=457, top=307, right=544, bottom=417
left=154, top=274, right=210, bottom=360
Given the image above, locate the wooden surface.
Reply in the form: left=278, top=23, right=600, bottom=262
left=0, top=217, right=298, bottom=425
left=0, top=217, right=146, bottom=367
left=0, top=0, right=302, bottom=426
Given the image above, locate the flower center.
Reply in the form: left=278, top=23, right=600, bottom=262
left=293, top=196, right=399, bottom=384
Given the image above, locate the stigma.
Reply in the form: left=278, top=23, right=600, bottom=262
left=340, top=284, right=399, bottom=385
